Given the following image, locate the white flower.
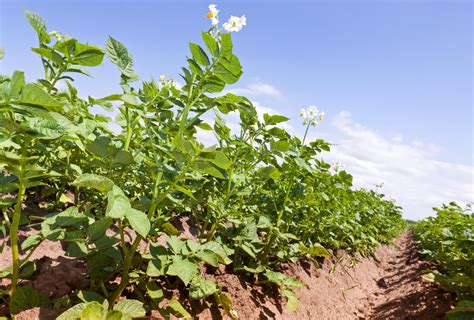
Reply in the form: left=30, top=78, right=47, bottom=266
left=49, top=30, right=62, bottom=41
left=299, top=108, right=308, bottom=119
left=331, top=161, right=345, bottom=172
left=159, top=75, right=166, bottom=82
left=307, top=106, right=319, bottom=118
left=207, top=4, right=219, bottom=25
left=223, top=15, right=246, bottom=32
left=318, top=111, right=325, bottom=121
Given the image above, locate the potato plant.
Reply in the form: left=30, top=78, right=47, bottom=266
left=414, top=202, right=474, bottom=319
left=0, top=6, right=406, bottom=318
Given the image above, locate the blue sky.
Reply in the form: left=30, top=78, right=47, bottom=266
left=1, top=0, right=472, bottom=219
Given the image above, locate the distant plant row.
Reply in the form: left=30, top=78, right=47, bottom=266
left=414, top=203, right=474, bottom=319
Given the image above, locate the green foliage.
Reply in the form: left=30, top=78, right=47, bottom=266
left=414, top=203, right=473, bottom=314
left=0, top=7, right=407, bottom=318
left=57, top=299, right=146, bottom=320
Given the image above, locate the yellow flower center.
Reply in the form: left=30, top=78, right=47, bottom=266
left=207, top=12, right=214, bottom=19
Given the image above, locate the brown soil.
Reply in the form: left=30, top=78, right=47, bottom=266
left=1, top=230, right=455, bottom=319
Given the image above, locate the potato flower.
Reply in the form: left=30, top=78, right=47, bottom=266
left=49, top=30, right=63, bottom=41
left=299, top=108, right=307, bottom=120
left=223, top=15, right=246, bottom=32
left=300, top=105, right=324, bottom=126
left=207, top=4, right=219, bottom=25
left=300, top=106, right=325, bottom=143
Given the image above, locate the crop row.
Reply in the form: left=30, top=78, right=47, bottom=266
left=0, top=8, right=405, bottom=319
left=414, top=203, right=474, bottom=319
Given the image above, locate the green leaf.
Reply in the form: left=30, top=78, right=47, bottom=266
left=202, top=75, right=225, bottom=92
left=146, top=282, right=164, bottom=300
left=257, top=165, right=280, bottom=180
left=235, top=221, right=258, bottom=241
left=72, top=42, right=104, bottom=66
left=220, top=54, right=242, bottom=76
left=113, top=150, right=134, bottom=165
left=263, top=113, right=289, bottom=125
left=201, top=241, right=232, bottom=264
left=214, top=63, right=241, bottom=85
left=126, top=208, right=150, bottom=238
left=11, top=71, right=25, bottom=99
left=282, top=287, right=299, bottom=312
left=212, top=152, right=232, bottom=170
left=166, top=256, right=199, bottom=286
left=445, top=300, right=474, bottom=320
left=270, top=140, right=290, bottom=153
left=220, top=33, right=233, bottom=58
left=26, top=118, right=65, bottom=140
left=162, top=221, right=181, bottom=236
left=166, top=236, right=185, bottom=254
left=24, top=10, right=50, bottom=43
left=106, top=186, right=131, bottom=219
left=113, top=299, right=146, bottom=318
left=72, top=173, right=114, bottom=193
left=189, top=43, right=210, bottom=66
left=106, top=310, right=123, bottom=320
left=168, top=298, right=191, bottom=319
left=265, top=270, right=304, bottom=288
left=195, top=250, right=219, bottom=267
left=196, top=161, right=225, bottom=179
left=81, top=301, right=107, bottom=319
left=56, top=302, right=87, bottom=320
left=21, top=233, right=42, bottom=251
left=19, top=83, right=62, bottom=108
left=189, top=276, right=218, bottom=300
left=105, top=36, right=138, bottom=79
left=305, top=243, right=331, bottom=258
left=202, top=31, right=218, bottom=57
left=77, top=291, right=106, bottom=304
left=9, top=286, right=50, bottom=315
left=174, top=185, right=196, bottom=200
left=217, top=292, right=239, bottom=320
left=87, top=217, right=113, bottom=241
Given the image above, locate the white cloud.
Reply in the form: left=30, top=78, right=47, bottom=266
left=322, top=111, right=474, bottom=220
left=223, top=82, right=282, bottom=99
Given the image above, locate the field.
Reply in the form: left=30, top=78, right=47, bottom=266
left=0, top=8, right=472, bottom=320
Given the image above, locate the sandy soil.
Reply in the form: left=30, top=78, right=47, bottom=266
left=1, top=229, right=455, bottom=319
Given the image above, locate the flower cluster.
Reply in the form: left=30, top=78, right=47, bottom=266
left=158, top=74, right=177, bottom=88
left=207, top=4, right=246, bottom=33
left=299, top=106, right=325, bottom=126
left=331, top=161, right=345, bottom=172
left=48, top=30, right=63, bottom=41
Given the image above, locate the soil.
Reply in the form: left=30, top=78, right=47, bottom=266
left=1, top=228, right=455, bottom=319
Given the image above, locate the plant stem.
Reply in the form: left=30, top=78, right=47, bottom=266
left=260, top=182, right=294, bottom=265
left=10, top=163, right=25, bottom=297
left=123, top=107, right=132, bottom=151
left=302, top=122, right=311, bottom=145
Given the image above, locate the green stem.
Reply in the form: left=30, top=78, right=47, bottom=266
left=179, top=75, right=197, bottom=134
left=10, top=164, right=25, bottom=297
left=302, top=122, right=311, bottom=145
left=260, top=182, right=294, bottom=265
left=123, top=107, right=132, bottom=151
left=118, top=219, right=129, bottom=257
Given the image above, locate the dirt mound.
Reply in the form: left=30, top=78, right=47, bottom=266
left=2, top=232, right=455, bottom=319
